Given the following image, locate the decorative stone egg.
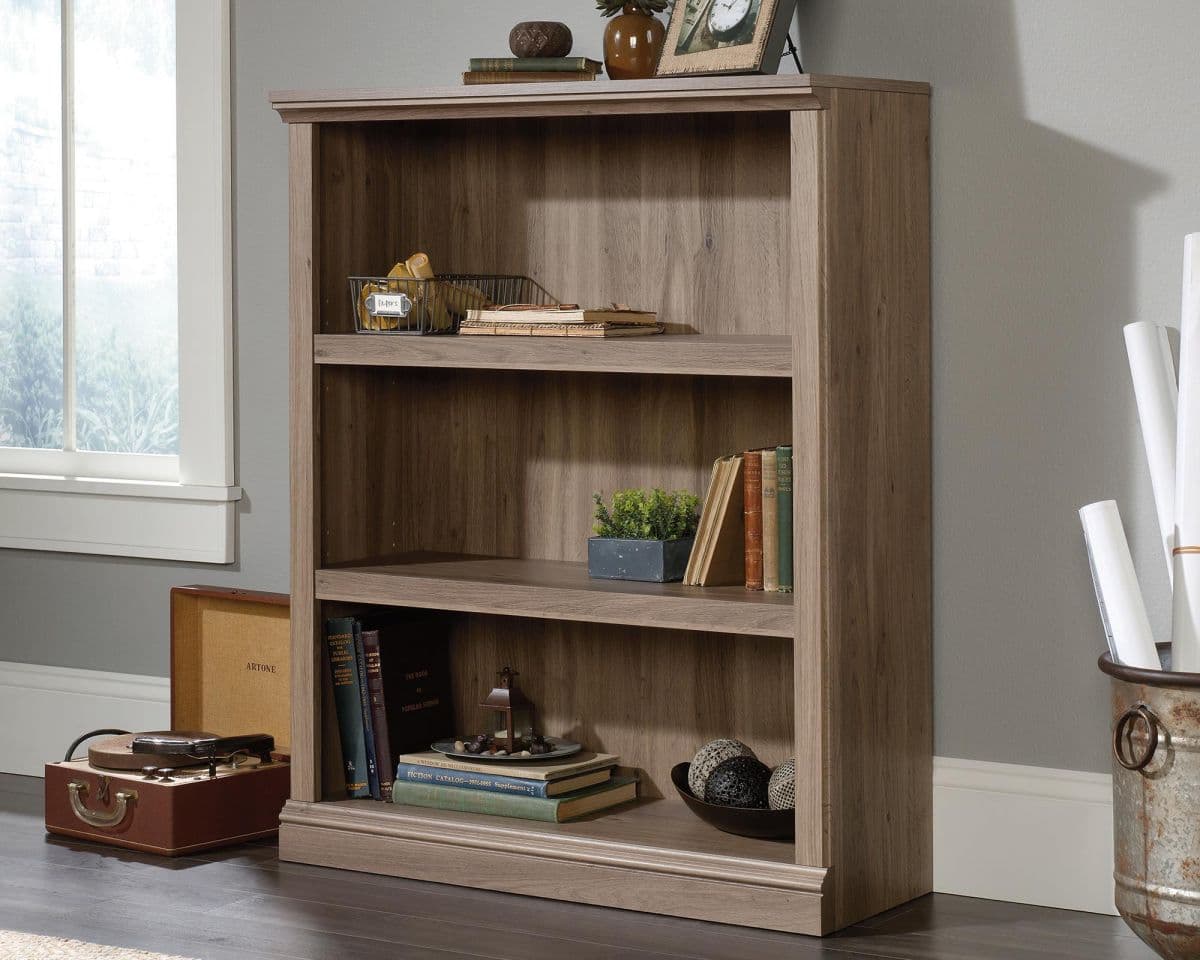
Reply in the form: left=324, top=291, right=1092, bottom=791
left=768, top=758, right=796, bottom=811
left=688, top=739, right=756, bottom=798
left=704, top=756, right=771, bottom=808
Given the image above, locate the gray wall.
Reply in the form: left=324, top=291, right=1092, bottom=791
left=2, top=0, right=1197, bottom=774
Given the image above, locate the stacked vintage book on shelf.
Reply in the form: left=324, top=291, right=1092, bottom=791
left=391, top=750, right=636, bottom=823
left=686, top=445, right=794, bottom=591
left=326, top=616, right=638, bottom=821
left=461, top=304, right=663, bottom=338
left=463, top=57, right=603, bottom=85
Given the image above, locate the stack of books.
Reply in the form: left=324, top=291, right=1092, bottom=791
left=461, top=305, right=662, bottom=339
left=325, top=614, right=454, bottom=802
left=391, top=751, right=638, bottom=822
left=463, top=57, right=603, bottom=86
left=685, top=445, right=794, bottom=592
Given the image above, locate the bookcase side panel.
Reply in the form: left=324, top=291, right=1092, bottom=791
left=289, top=122, right=322, bottom=802
left=820, top=88, right=933, bottom=928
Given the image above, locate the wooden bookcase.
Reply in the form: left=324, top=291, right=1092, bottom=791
left=273, top=74, right=931, bottom=936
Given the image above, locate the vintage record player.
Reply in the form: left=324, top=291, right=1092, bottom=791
left=44, top=586, right=292, bottom=856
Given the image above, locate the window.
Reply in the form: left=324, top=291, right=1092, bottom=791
left=0, top=0, right=237, bottom=562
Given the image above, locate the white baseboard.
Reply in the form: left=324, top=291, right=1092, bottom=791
left=934, top=756, right=1116, bottom=915
left=0, top=662, right=1115, bottom=915
left=0, top=661, right=169, bottom=777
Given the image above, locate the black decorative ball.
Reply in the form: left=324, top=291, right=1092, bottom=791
left=703, top=755, right=771, bottom=808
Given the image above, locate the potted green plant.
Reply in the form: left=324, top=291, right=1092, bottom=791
left=589, top=488, right=700, bottom=583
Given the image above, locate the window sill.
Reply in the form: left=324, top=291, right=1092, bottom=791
left=0, top=474, right=242, bottom=563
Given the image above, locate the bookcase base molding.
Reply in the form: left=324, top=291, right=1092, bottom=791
left=276, top=74, right=932, bottom=936
left=280, top=799, right=828, bottom=934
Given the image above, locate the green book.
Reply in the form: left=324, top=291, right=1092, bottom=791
left=391, top=775, right=638, bottom=823
left=325, top=617, right=370, bottom=799
left=468, top=57, right=602, bottom=74
left=776, top=445, right=793, bottom=593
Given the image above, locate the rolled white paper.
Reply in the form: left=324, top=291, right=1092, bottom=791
left=1081, top=500, right=1160, bottom=669
left=1171, top=232, right=1200, bottom=671
left=1124, top=321, right=1178, bottom=580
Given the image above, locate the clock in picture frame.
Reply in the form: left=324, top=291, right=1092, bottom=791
left=656, top=0, right=797, bottom=77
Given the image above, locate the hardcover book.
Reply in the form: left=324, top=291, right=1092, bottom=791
left=392, top=762, right=612, bottom=798
left=776, top=445, right=794, bottom=593
left=394, top=750, right=619, bottom=782
left=761, top=449, right=779, bottom=592
left=463, top=71, right=597, bottom=85
left=743, top=450, right=764, bottom=590
left=685, top=457, right=725, bottom=585
left=325, top=617, right=370, bottom=798
left=391, top=775, right=638, bottom=823
left=699, top=454, right=745, bottom=587
left=351, top=621, right=381, bottom=800
left=464, top=307, right=658, bottom=326
left=468, top=57, right=602, bottom=73
left=459, top=320, right=664, bottom=338
left=360, top=629, right=394, bottom=801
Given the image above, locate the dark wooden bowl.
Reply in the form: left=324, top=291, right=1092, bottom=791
left=671, top=762, right=794, bottom=840
left=508, top=21, right=573, bottom=59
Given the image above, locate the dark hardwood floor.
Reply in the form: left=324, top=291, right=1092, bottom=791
left=1, top=774, right=1153, bottom=960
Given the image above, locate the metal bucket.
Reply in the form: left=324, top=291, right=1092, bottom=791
left=1100, top=644, right=1200, bottom=959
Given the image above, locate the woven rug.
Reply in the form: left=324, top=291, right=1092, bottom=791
left=0, top=931, right=197, bottom=960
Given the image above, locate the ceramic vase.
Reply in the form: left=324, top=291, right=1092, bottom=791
left=603, top=5, right=665, bottom=81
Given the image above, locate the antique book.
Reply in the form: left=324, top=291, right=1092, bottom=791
left=391, top=775, right=638, bottom=823
left=459, top=321, right=664, bottom=338
left=761, top=449, right=779, bottom=592
left=392, top=762, right=612, bottom=798
left=468, top=57, right=602, bottom=73
left=351, top=621, right=381, bottom=800
left=464, top=71, right=597, bottom=84
left=464, top=307, right=658, bottom=326
left=699, top=454, right=745, bottom=587
left=325, top=617, right=370, bottom=798
left=394, top=750, right=619, bottom=782
left=776, top=445, right=794, bottom=593
left=685, top=456, right=726, bottom=585
left=743, top=450, right=764, bottom=590
left=360, top=629, right=395, bottom=801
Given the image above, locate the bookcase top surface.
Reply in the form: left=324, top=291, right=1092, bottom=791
left=270, top=74, right=929, bottom=123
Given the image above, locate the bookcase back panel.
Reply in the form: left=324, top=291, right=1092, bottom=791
left=316, top=113, right=793, bottom=337
left=319, top=367, right=791, bottom=566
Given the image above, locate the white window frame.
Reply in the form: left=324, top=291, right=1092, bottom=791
left=0, top=0, right=240, bottom=563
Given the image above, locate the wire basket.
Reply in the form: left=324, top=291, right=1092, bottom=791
left=349, top=274, right=558, bottom=335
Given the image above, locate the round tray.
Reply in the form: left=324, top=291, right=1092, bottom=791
left=671, top=762, right=794, bottom=840
left=431, top=736, right=582, bottom=763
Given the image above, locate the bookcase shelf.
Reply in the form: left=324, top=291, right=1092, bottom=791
left=316, top=555, right=795, bottom=638
left=314, top=333, right=794, bottom=378
left=277, top=74, right=931, bottom=937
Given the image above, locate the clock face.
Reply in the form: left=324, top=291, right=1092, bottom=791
left=708, top=0, right=753, bottom=40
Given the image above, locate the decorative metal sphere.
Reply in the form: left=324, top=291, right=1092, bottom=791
left=688, top=739, right=755, bottom=797
left=704, top=755, right=771, bottom=808
left=768, top=758, right=796, bottom=811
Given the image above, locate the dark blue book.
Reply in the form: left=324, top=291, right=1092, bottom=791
left=325, top=617, right=370, bottom=798
left=351, top=620, right=381, bottom=800
left=393, top=761, right=613, bottom=798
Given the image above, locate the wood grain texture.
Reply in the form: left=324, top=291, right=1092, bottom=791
left=317, top=368, right=791, bottom=567
left=314, top=334, right=793, bottom=378
left=270, top=75, right=931, bottom=125
left=288, top=123, right=320, bottom=803
left=815, top=88, right=933, bottom=928
left=280, top=800, right=825, bottom=935
left=316, top=556, right=794, bottom=638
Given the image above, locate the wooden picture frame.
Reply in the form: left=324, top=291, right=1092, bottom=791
left=656, top=0, right=797, bottom=77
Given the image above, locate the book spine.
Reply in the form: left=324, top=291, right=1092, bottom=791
left=468, top=57, right=599, bottom=72
left=761, top=450, right=779, bottom=592
left=776, top=445, right=794, bottom=593
left=463, top=71, right=596, bottom=84
left=351, top=621, right=380, bottom=800
left=743, top=450, right=764, bottom=590
left=391, top=780, right=558, bottom=822
left=324, top=618, right=370, bottom=798
left=360, top=629, right=394, bottom=802
left=393, top=762, right=551, bottom=798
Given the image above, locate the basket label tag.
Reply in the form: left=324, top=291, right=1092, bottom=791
left=366, top=292, right=413, bottom=317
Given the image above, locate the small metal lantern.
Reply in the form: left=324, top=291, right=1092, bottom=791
left=481, top=666, right=535, bottom=754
